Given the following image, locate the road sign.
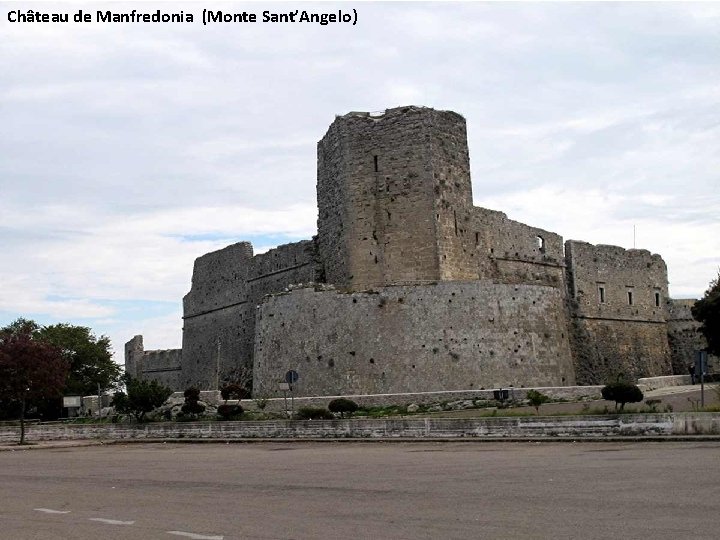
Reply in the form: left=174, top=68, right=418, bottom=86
left=63, top=396, right=81, bottom=408
left=278, top=382, right=290, bottom=391
left=285, top=370, right=299, bottom=384
left=695, top=350, right=708, bottom=376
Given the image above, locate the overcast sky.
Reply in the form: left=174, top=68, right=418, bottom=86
left=1, top=1, right=718, bottom=362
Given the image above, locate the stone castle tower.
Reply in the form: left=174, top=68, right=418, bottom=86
left=318, top=108, right=476, bottom=289
left=126, top=106, right=706, bottom=396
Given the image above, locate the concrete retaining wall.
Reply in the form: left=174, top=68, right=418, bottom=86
left=2, top=413, right=718, bottom=443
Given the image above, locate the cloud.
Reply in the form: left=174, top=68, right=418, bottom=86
left=1, top=1, right=718, bottom=361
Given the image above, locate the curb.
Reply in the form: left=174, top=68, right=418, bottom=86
left=3, top=435, right=720, bottom=450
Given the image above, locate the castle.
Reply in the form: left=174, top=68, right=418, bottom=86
left=125, top=106, right=709, bottom=396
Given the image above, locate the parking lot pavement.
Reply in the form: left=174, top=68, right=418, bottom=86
left=1, top=441, right=718, bottom=539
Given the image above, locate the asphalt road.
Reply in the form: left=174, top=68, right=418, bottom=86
left=0, top=442, right=718, bottom=539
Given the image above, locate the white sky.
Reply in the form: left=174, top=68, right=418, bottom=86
left=1, top=1, right=719, bottom=362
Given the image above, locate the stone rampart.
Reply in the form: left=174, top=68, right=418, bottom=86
left=472, top=207, right=566, bottom=287
left=565, top=241, right=672, bottom=383
left=124, top=335, right=182, bottom=389
left=667, top=298, right=717, bottom=375
left=180, top=240, right=319, bottom=389
left=253, top=281, right=576, bottom=397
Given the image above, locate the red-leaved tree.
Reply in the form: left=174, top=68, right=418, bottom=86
left=0, top=327, right=69, bottom=444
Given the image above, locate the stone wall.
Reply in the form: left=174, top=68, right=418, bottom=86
left=253, top=281, right=576, bottom=397
left=667, top=299, right=718, bottom=375
left=180, top=240, right=320, bottom=390
left=124, top=335, right=182, bottom=389
left=565, top=241, right=672, bottom=383
left=471, top=207, right=566, bottom=288
left=316, top=106, right=475, bottom=290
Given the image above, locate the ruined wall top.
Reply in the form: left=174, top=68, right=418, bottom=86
left=565, top=240, right=668, bottom=322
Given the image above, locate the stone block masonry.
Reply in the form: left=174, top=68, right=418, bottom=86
left=124, top=335, right=182, bottom=390
left=253, top=281, right=576, bottom=397
left=565, top=241, right=672, bottom=384
left=127, top=105, right=710, bottom=395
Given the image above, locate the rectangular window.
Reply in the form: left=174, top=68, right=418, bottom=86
left=598, top=287, right=605, bottom=304
left=628, top=291, right=633, bottom=305
left=655, top=292, right=661, bottom=307
left=373, top=155, right=379, bottom=172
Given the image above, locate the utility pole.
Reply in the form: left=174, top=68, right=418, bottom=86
left=216, top=337, right=221, bottom=390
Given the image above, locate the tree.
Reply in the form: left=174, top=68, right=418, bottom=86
left=601, top=381, right=644, bottom=411
left=692, top=271, right=720, bottom=357
left=112, top=375, right=173, bottom=422
left=0, top=327, right=69, bottom=444
left=526, top=390, right=551, bottom=415
left=328, top=398, right=359, bottom=418
left=0, top=319, right=120, bottom=400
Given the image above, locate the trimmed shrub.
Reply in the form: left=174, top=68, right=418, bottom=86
left=181, top=387, right=205, bottom=416
left=328, top=398, right=359, bottom=418
left=220, top=383, right=250, bottom=401
left=184, top=387, right=201, bottom=400
left=526, top=390, right=551, bottom=415
left=601, top=382, right=644, bottom=411
left=295, top=406, right=335, bottom=420
left=217, top=403, right=244, bottom=420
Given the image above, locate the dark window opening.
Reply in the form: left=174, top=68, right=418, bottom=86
left=655, top=292, right=660, bottom=307
left=627, top=291, right=633, bottom=305
left=373, top=155, right=379, bottom=172
left=475, top=232, right=479, bottom=245
left=599, top=286, right=605, bottom=304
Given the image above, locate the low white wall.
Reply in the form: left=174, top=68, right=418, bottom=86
left=1, top=413, right=718, bottom=444
left=638, top=375, right=692, bottom=391
left=240, top=386, right=604, bottom=412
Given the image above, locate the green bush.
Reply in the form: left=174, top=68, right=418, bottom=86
left=180, top=387, right=205, bottom=416
left=601, top=381, right=644, bottom=411
left=220, top=383, right=249, bottom=401
left=181, top=400, right=205, bottom=415
left=526, top=390, right=551, bottom=414
left=184, top=387, right=200, bottom=401
left=112, top=375, right=173, bottom=422
left=328, top=398, right=359, bottom=418
left=217, top=403, right=243, bottom=420
left=295, top=406, right=335, bottom=420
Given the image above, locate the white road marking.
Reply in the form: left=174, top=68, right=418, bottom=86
left=34, top=508, right=71, bottom=514
left=88, top=518, right=135, bottom=525
left=167, top=531, right=224, bottom=540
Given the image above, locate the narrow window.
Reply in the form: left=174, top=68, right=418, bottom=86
left=598, top=287, right=605, bottom=304
left=475, top=232, right=479, bottom=246
left=373, top=155, right=379, bottom=172
left=628, top=291, right=633, bottom=305
left=655, top=292, right=660, bottom=307
left=536, top=235, right=545, bottom=253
